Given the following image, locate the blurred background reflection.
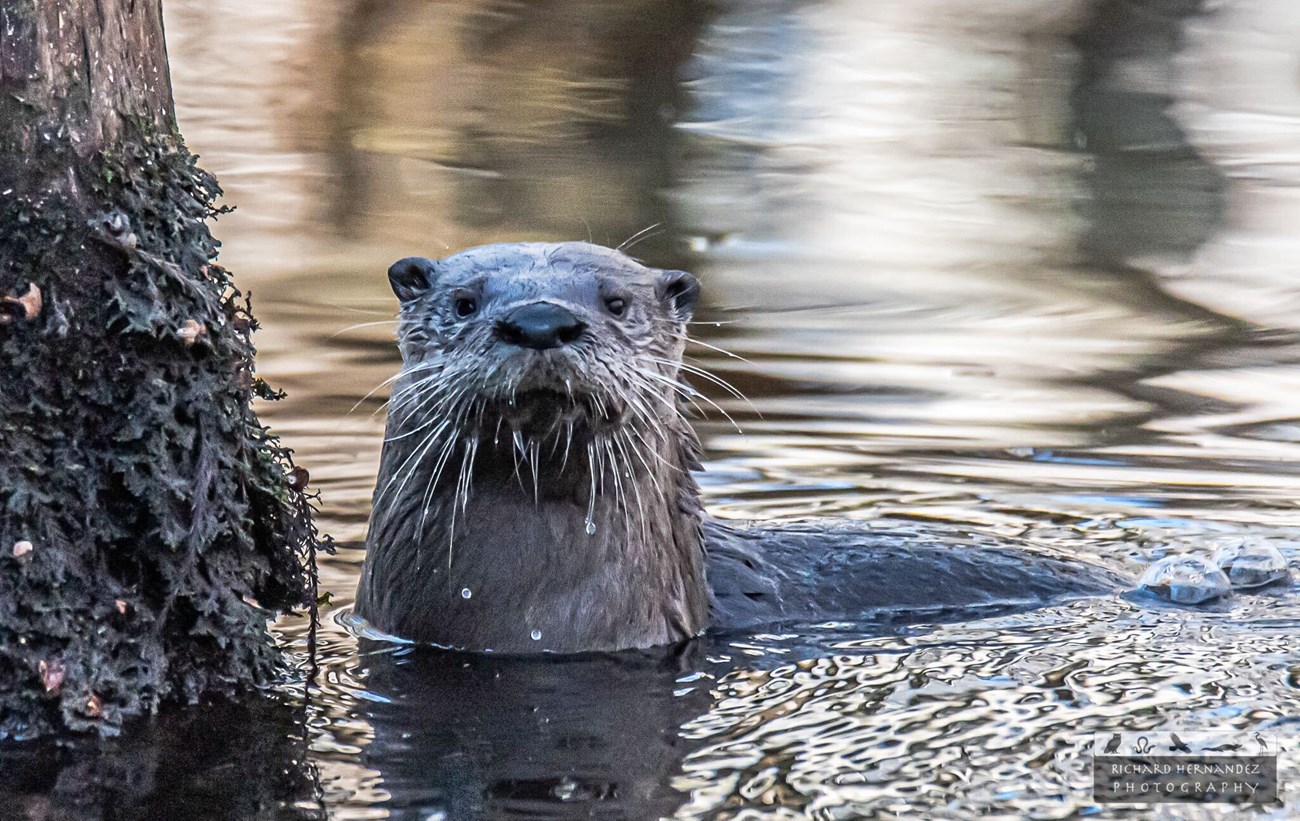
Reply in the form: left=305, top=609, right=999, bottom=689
left=130, top=0, right=1300, bottom=816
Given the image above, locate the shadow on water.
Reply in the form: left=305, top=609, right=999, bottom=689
left=1073, top=0, right=1227, bottom=270
left=0, top=696, right=324, bottom=820
left=350, top=608, right=1097, bottom=821
left=19, top=0, right=1300, bottom=817
left=346, top=581, right=1300, bottom=820
left=353, top=643, right=712, bottom=820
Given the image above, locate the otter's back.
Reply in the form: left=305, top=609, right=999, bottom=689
left=705, top=519, right=1127, bottom=631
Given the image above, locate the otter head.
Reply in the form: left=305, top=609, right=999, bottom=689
left=386, top=242, right=699, bottom=443
left=361, top=242, right=711, bottom=651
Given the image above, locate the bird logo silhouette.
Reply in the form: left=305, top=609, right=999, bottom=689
left=1169, top=733, right=1192, bottom=753
left=1103, top=733, right=1122, bottom=754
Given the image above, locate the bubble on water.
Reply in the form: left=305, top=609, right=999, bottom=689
left=460, top=587, right=472, bottom=599
left=1139, top=554, right=1232, bottom=605
left=552, top=776, right=582, bottom=801
left=530, top=629, right=542, bottom=641
left=1213, top=539, right=1291, bottom=589
left=585, top=519, right=597, bottom=536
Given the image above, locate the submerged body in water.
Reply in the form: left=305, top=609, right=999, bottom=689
left=355, top=242, right=1124, bottom=652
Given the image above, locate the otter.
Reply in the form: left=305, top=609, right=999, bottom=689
left=354, top=242, right=1124, bottom=653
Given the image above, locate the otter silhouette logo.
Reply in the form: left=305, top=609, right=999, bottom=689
left=355, top=242, right=1126, bottom=653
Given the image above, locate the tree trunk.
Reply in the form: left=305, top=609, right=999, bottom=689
left=0, top=0, right=318, bottom=738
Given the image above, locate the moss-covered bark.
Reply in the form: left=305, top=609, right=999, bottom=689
left=0, top=1, right=319, bottom=738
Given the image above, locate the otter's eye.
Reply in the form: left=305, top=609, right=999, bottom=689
left=605, top=297, right=627, bottom=317
left=454, top=297, right=477, bottom=318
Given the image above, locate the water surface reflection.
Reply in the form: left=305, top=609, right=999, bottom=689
left=152, top=0, right=1300, bottom=817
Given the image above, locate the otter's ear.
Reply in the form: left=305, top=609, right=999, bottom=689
left=658, top=269, right=700, bottom=322
left=388, top=256, right=438, bottom=302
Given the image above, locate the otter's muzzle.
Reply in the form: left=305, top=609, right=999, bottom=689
left=495, top=302, right=587, bottom=351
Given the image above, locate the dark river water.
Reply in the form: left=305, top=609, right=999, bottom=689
left=44, top=1, right=1300, bottom=818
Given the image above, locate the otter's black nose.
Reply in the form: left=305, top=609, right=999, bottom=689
left=496, top=303, right=586, bottom=350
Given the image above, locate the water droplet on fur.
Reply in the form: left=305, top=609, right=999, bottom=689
left=585, top=519, right=597, bottom=535
left=461, top=588, right=472, bottom=599
left=530, top=629, right=542, bottom=641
